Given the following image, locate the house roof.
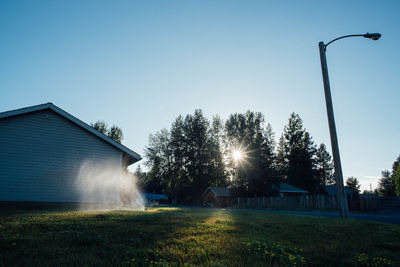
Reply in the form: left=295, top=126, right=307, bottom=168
left=272, top=183, right=308, bottom=194
left=140, top=193, right=168, bottom=200
left=0, top=103, right=141, bottom=165
left=324, top=185, right=352, bottom=196
left=202, top=187, right=231, bottom=197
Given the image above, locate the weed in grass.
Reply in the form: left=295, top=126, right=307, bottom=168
left=246, top=240, right=306, bottom=266
left=126, top=257, right=168, bottom=266
left=355, top=253, right=394, bottom=267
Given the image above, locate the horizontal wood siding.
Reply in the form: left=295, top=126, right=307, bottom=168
left=0, top=110, right=123, bottom=202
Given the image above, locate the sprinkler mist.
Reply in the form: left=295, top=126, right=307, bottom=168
left=75, top=160, right=144, bottom=211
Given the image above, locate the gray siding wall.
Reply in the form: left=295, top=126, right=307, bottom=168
left=0, top=110, right=123, bottom=203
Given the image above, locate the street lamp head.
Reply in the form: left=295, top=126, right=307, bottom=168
left=363, top=32, right=381, bottom=40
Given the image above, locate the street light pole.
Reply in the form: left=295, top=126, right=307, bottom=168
left=319, top=42, right=348, bottom=218
left=318, top=33, right=381, bottom=218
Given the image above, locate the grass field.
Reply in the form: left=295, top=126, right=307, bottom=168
left=1, top=204, right=400, bottom=266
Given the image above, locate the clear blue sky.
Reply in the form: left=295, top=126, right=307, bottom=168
left=1, top=0, right=399, bottom=191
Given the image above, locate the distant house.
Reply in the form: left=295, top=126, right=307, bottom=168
left=0, top=103, right=141, bottom=203
left=323, top=185, right=352, bottom=197
left=272, top=183, right=308, bottom=197
left=140, top=193, right=168, bottom=205
left=202, top=187, right=232, bottom=207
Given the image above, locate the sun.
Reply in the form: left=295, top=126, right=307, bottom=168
left=232, top=150, right=242, bottom=162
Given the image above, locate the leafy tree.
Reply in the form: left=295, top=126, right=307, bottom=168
left=208, top=116, right=228, bottom=187
left=224, top=111, right=276, bottom=197
left=143, top=110, right=326, bottom=201
left=346, top=176, right=360, bottom=196
left=277, top=113, right=318, bottom=193
left=91, top=120, right=108, bottom=134
left=315, top=143, right=335, bottom=185
left=378, top=170, right=395, bottom=196
left=182, top=110, right=213, bottom=202
left=224, top=112, right=248, bottom=196
left=144, top=129, right=172, bottom=194
left=168, top=115, right=188, bottom=203
left=144, top=110, right=228, bottom=204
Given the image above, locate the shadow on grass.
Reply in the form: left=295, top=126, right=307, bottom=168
left=1, top=204, right=400, bottom=266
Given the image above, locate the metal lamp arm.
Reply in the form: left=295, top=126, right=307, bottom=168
left=324, top=34, right=364, bottom=49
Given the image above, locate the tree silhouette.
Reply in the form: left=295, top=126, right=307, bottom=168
left=378, top=170, right=395, bottom=196
left=315, top=143, right=334, bottom=185
left=346, top=176, right=360, bottom=196
left=277, top=113, right=318, bottom=193
left=91, top=120, right=123, bottom=143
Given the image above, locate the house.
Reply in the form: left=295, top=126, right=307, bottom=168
left=0, top=103, right=141, bottom=203
left=272, top=183, right=308, bottom=197
left=140, top=193, right=168, bottom=205
left=323, top=185, right=352, bottom=197
left=202, top=187, right=232, bottom=207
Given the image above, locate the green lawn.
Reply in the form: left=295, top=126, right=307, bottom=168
left=0, top=204, right=399, bottom=266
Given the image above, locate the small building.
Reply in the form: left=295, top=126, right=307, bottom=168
left=323, top=185, right=352, bottom=197
left=202, top=187, right=232, bottom=207
left=272, top=183, right=308, bottom=197
left=0, top=103, right=141, bottom=203
left=140, top=193, right=168, bottom=205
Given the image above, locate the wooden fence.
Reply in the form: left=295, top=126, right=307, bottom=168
left=378, top=196, right=400, bottom=211
left=234, top=194, right=379, bottom=212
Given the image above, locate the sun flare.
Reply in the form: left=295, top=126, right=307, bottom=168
left=232, top=150, right=242, bottom=161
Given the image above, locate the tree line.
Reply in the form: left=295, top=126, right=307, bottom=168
left=138, top=110, right=338, bottom=204
left=377, top=155, right=400, bottom=196
left=91, top=115, right=400, bottom=201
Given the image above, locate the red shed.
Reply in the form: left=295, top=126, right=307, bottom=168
left=202, top=187, right=232, bottom=207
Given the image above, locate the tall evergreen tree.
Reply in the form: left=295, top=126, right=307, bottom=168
left=394, top=164, right=400, bottom=197
left=91, top=120, right=123, bottom=143
left=260, top=123, right=278, bottom=195
left=108, top=125, right=123, bottom=143
left=315, top=143, right=335, bottom=186
left=91, top=120, right=108, bottom=134
left=391, top=155, right=400, bottom=196
left=277, top=113, right=318, bottom=193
